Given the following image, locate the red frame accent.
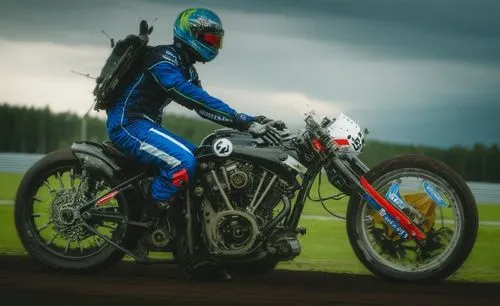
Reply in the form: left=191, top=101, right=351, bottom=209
left=360, top=176, right=426, bottom=241
left=95, top=190, right=119, bottom=207
left=333, top=138, right=350, bottom=146
left=311, top=138, right=325, bottom=152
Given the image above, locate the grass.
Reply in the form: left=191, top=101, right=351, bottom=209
left=277, top=217, right=500, bottom=283
left=0, top=206, right=23, bottom=254
left=1, top=172, right=500, bottom=282
left=2, top=205, right=500, bottom=282
left=0, top=172, right=23, bottom=200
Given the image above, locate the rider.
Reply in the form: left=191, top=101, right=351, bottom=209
left=106, top=8, right=282, bottom=214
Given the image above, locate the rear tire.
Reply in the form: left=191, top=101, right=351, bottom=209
left=14, top=148, right=135, bottom=274
left=346, top=154, right=478, bottom=282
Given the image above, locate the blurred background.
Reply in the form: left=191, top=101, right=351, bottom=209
left=0, top=0, right=499, bottom=171
left=0, top=0, right=499, bottom=282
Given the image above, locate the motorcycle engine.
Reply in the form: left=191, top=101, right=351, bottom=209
left=198, top=159, right=290, bottom=257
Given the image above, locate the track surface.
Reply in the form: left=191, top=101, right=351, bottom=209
left=1, top=255, right=499, bottom=306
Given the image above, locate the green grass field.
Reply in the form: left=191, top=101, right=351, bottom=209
left=1, top=172, right=499, bottom=282
left=0, top=173, right=22, bottom=200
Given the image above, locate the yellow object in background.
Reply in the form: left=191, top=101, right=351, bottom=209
left=371, top=192, right=436, bottom=240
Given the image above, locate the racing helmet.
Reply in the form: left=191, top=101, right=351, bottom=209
left=173, top=8, right=224, bottom=62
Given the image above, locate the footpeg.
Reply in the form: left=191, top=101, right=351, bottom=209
left=296, top=226, right=307, bottom=236
left=267, top=232, right=301, bottom=260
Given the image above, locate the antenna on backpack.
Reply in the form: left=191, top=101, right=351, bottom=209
left=101, top=29, right=115, bottom=48
left=139, top=20, right=148, bottom=36
left=71, top=69, right=97, bottom=80
left=139, top=17, right=157, bottom=37
left=149, top=17, right=158, bottom=34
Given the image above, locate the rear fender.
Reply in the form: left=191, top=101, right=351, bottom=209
left=71, top=141, right=145, bottom=234
left=71, top=141, right=121, bottom=178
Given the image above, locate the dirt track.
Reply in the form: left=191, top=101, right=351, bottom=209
left=1, top=255, right=499, bottom=306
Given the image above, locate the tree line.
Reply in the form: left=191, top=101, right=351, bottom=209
left=0, top=103, right=499, bottom=183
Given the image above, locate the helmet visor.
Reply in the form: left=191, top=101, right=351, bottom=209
left=198, top=32, right=223, bottom=49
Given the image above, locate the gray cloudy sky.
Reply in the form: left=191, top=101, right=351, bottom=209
left=0, top=0, right=499, bottom=147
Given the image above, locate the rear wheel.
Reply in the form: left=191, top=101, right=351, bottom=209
left=346, top=154, right=478, bottom=282
left=14, top=148, right=135, bottom=273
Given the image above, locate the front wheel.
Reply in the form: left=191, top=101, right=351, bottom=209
left=346, top=154, right=478, bottom=282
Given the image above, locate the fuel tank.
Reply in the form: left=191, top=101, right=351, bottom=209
left=195, top=129, right=307, bottom=175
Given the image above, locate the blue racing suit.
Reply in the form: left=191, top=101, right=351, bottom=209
left=106, top=42, right=255, bottom=202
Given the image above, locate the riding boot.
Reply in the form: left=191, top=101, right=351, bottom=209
left=141, top=184, right=176, bottom=222
left=140, top=186, right=161, bottom=222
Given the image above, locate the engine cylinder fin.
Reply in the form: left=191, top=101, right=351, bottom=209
left=249, top=170, right=267, bottom=209
left=250, top=174, right=278, bottom=213
left=210, top=170, right=234, bottom=210
left=220, top=166, right=231, bottom=192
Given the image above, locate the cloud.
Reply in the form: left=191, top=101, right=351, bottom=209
left=0, top=38, right=347, bottom=125
left=146, top=0, right=500, bottom=64
left=0, top=39, right=108, bottom=114
left=0, top=1, right=498, bottom=147
left=3, top=0, right=500, bottom=64
left=209, top=87, right=349, bottom=122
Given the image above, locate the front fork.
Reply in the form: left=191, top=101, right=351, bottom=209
left=328, top=157, right=426, bottom=241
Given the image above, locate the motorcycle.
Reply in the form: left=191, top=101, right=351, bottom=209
left=14, top=108, right=478, bottom=282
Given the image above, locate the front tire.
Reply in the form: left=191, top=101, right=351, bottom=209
left=346, top=154, right=478, bottom=282
left=14, top=148, right=135, bottom=274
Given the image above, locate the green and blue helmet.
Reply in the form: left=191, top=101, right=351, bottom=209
left=173, top=8, right=224, bottom=62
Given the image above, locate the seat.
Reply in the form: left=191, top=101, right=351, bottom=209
left=101, top=141, right=158, bottom=175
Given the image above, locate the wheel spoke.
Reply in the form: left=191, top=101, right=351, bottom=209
left=88, top=234, right=104, bottom=247
left=56, top=171, right=65, bottom=190
left=79, top=170, right=89, bottom=190
left=37, top=221, right=52, bottom=232
left=46, top=233, right=58, bottom=245
left=77, top=239, right=84, bottom=254
left=70, top=168, right=75, bottom=189
left=64, top=240, right=71, bottom=254
left=33, top=196, right=42, bottom=203
left=43, top=180, right=57, bottom=194
left=32, top=213, right=43, bottom=218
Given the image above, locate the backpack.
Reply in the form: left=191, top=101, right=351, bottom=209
left=92, top=20, right=154, bottom=111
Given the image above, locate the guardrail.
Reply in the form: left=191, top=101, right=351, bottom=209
left=0, top=153, right=44, bottom=173
left=465, top=182, right=500, bottom=204
left=1, top=153, right=499, bottom=204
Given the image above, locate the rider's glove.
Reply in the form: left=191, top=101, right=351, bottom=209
left=269, top=120, right=287, bottom=131
left=254, top=115, right=287, bottom=131
left=247, top=122, right=282, bottom=146
left=254, top=115, right=273, bottom=124
left=247, top=121, right=267, bottom=135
